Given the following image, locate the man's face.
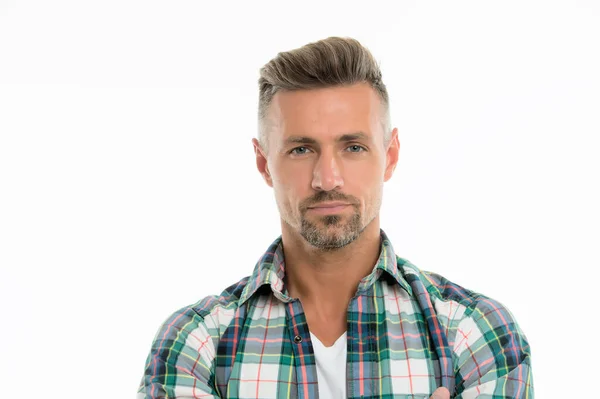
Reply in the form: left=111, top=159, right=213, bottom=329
left=252, top=83, right=399, bottom=250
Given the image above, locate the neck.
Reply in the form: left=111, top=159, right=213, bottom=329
left=280, top=217, right=382, bottom=309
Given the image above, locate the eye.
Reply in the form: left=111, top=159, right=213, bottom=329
left=290, top=146, right=312, bottom=155
left=347, top=145, right=366, bottom=153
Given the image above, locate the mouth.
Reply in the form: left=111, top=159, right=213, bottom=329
left=307, top=204, right=350, bottom=214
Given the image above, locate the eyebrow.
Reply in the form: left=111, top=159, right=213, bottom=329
left=283, top=132, right=371, bottom=146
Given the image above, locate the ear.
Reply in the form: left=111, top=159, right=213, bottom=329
left=252, top=138, right=273, bottom=187
left=383, top=128, right=400, bottom=182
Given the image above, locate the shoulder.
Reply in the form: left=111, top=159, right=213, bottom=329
left=399, top=259, right=528, bottom=340
left=424, top=270, right=487, bottom=310
left=401, top=259, right=514, bottom=315
left=149, top=275, right=251, bottom=351
left=192, top=276, right=250, bottom=320
left=397, top=260, right=533, bottom=395
left=138, top=278, right=251, bottom=396
left=421, top=268, right=524, bottom=329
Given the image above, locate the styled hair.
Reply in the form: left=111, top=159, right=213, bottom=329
left=257, top=36, right=391, bottom=154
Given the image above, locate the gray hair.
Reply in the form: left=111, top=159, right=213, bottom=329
left=257, top=36, right=391, bottom=154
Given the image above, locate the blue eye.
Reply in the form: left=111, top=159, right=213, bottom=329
left=290, top=146, right=311, bottom=155
left=347, top=145, right=366, bottom=153
left=289, top=145, right=366, bottom=155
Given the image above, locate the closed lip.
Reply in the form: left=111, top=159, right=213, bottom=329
left=308, top=202, right=350, bottom=209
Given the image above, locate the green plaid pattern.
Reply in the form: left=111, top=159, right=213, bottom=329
left=137, top=229, right=533, bottom=398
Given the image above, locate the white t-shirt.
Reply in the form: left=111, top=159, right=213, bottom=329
left=310, top=331, right=348, bottom=399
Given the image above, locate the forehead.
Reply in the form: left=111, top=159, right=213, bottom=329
left=268, top=83, right=383, bottom=144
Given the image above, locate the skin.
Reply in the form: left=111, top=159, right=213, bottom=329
left=431, top=387, right=450, bottom=399
left=252, top=82, right=448, bottom=399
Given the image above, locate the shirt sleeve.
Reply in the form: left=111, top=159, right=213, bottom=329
left=452, top=297, right=533, bottom=398
left=136, top=306, right=220, bottom=398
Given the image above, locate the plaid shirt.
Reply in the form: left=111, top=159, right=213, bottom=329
left=137, top=229, right=533, bottom=398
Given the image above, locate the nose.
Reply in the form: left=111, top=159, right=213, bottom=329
left=311, top=150, right=344, bottom=192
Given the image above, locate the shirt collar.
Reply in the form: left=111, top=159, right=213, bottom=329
left=239, top=229, right=413, bottom=306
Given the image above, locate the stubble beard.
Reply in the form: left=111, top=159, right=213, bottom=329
left=299, top=207, right=364, bottom=251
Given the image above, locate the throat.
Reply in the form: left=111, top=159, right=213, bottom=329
left=303, top=304, right=348, bottom=347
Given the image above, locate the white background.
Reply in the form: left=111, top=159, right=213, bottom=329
left=1, top=1, right=598, bottom=397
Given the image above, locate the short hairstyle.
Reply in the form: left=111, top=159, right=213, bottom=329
left=257, top=36, right=392, bottom=154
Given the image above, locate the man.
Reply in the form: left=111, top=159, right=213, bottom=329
left=137, top=37, right=533, bottom=399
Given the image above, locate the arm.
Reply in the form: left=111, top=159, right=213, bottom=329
left=452, top=298, right=533, bottom=398
left=137, top=306, right=220, bottom=399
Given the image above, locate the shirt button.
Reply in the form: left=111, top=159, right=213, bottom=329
left=293, top=335, right=302, bottom=343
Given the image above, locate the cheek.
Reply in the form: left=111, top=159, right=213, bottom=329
left=347, top=156, right=383, bottom=176
left=350, top=175, right=383, bottom=210
left=274, top=167, right=311, bottom=195
left=273, top=179, right=303, bottom=212
left=347, top=163, right=382, bottom=190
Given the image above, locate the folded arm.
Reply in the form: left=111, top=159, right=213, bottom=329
left=137, top=307, right=220, bottom=399
left=452, top=298, right=533, bottom=398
